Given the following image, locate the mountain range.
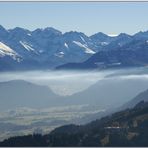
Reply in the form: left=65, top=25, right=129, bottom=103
left=1, top=25, right=148, bottom=71
left=57, top=38, right=148, bottom=70
left=0, top=25, right=99, bottom=71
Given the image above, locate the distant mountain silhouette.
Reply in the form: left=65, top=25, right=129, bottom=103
left=0, top=80, right=61, bottom=110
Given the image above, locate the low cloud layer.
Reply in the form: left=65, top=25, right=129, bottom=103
left=0, top=67, right=148, bottom=96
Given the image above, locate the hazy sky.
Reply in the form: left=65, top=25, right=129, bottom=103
left=0, top=2, right=148, bottom=36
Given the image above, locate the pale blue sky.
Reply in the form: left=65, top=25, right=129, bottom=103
left=0, top=2, right=148, bottom=36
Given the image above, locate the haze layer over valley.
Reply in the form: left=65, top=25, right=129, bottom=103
left=1, top=68, right=148, bottom=110
left=0, top=68, right=148, bottom=140
left=0, top=70, right=112, bottom=96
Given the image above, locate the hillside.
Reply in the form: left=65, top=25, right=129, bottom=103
left=121, top=89, right=148, bottom=110
left=0, top=80, right=61, bottom=110
left=1, top=100, right=148, bottom=146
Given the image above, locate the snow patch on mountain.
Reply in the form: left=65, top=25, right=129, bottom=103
left=108, top=34, right=118, bottom=37
left=39, top=50, right=44, bottom=53
left=0, top=42, right=17, bottom=57
left=0, top=42, right=21, bottom=62
left=100, top=42, right=109, bottom=46
left=27, top=33, right=31, bottom=36
left=80, top=36, right=86, bottom=43
left=73, top=41, right=95, bottom=54
left=19, top=41, right=35, bottom=52
left=64, top=43, right=69, bottom=48
left=0, top=42, right=14, bottom=53
left=55, top=51, right=65, bottom=58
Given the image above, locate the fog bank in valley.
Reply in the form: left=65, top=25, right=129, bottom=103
left=0, top=67, right=148, bottom=109
left=0, top=70, right=114, bottom=96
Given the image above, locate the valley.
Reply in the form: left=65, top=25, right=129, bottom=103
left=0, top=104, right=104, bottom=141
left=0, top=67, right=148, bottom=141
